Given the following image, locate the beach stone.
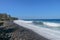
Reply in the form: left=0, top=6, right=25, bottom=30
left=0, top=21, right=49, bottom=40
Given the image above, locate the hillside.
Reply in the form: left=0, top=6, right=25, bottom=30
left=0, top=13, right=18, bottom=21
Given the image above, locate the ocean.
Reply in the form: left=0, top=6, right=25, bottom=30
left=23, top=19, right=60, bottom=31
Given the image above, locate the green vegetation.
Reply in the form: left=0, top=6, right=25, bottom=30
left=0, top=13, right=18, bottom=21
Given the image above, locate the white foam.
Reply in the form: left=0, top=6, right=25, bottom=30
left=43, top=22, right=60, bottom=27
left=16, top=20, right=33, bottom=23
left=14, top=20, right=60, bottom=40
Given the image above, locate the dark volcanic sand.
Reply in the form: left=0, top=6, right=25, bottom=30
left=0, top=21, right=49, bottom=40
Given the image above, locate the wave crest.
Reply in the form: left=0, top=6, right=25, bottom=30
left=32, top=21, right=60, bottom=27
left=43, top=22, right=60, bottom=27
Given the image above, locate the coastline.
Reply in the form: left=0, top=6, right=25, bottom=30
left=0, top=21, right=48, bottom=40
left=12, top=23, right=48, bottom=40
left=14, top=20, right=60, bottom=40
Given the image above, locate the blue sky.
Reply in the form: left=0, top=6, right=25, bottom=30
left=0, top=0, right=60, bottom=19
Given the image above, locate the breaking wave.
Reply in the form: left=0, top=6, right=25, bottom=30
left=32, top=21, right=60, bottom=27
left=18, top=20, right=60, bottom=27
left=43, top=22, right=60, bottom=27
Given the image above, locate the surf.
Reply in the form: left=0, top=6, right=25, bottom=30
left=32, top=21, right=60, bottom=27
left=43, top=22, right=60, bottom=27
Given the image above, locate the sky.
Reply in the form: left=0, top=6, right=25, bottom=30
left=0, top=0, right=60, bottom=19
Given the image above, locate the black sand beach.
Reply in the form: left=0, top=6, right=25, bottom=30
left=0, top=21, right=49, bottom=40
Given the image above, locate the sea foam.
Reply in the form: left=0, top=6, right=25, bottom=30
left=43, top=22, right=60, bottom=27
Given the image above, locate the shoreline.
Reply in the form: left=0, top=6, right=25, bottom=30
left=13, top=20, right=49, bottom=40
left=13, top=22, right=49, bottom=40
left=0, top=21, right=48, bottom=40
left=14, top=20, right=60, bottom=40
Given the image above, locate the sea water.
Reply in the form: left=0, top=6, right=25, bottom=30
left=23, top=19, right=60, bottom=31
